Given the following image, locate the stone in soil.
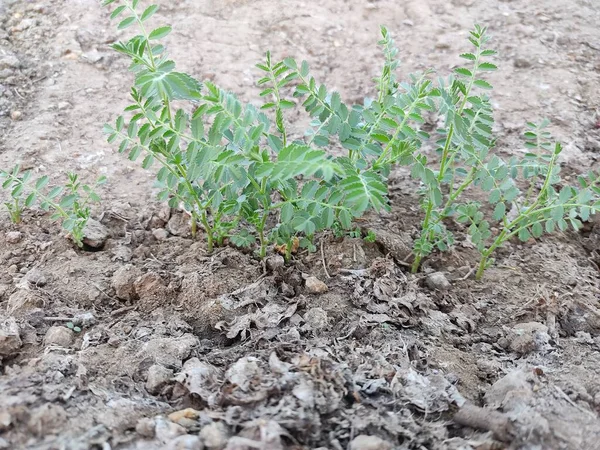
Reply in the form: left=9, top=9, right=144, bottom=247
left=484, top=369, right=534, bottom=409
left=508, top=322, right=550, bottom=355
left=146, top=364, right=174, bottom=395
left=304, top=307, right=329, bottom=331
left=139, top=334, right=198, bottom=369
left=134, top=271, right=171, bottom=304
left=111, top=264, right=142, bottom=301
left=166, top=435, right=203, bottom=450
left=168, top=408, right=201, bottom=428
left=305, top=276, right=328, bottom=294
left=0, top=411, right=11, bottom=432
left=0, top=53, right=20, bottom=71
left=82, top=218, right=110, bottom=248
left=5, top=231, right=22, bottom=243
left=44, top=326, right=74, bottom=348
left=152, top=228, right=169, bottom=241
left=7, top=289, right=43, bottom=316
left=135, top=417, right=156, bottom=438
left=155, top=416, right=187, bottom=443
left=27, top=404, right=67, bottom=436
left=167, top=212, right=192, bottom=237
left=266, top=255, right=285, bottom=272
left=0, top=317, right=22, bottom=357
left=199, top=422, right=229, bottom=450
left=350, top=435, right=393, bottom=450
left=22, top=267, right=48, bottom=287
left=425, top=272, right=451, bottom=291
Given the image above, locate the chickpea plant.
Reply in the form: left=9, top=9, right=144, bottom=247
left=101, top=0, right=433, bottom=259
left=0, top=166, right=105, bottom=246
left=100, top=0, right=599, bottom=279
left=408, top=27, right=600, bottom=279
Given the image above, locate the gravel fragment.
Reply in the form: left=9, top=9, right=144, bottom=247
left=305, top=276, right=328, bottom=294
left=425, top=272, right=451, bottom=291
left=5, top=231, right=22, bottom=243
left=0, top=318, right=22, bottom=357
left=350, top=435, right=393, bottom=450
left=44, top=326, right=74, bottom=348
left=146, top=364, right=174, bottom=395
left=135, top=417, right=156, bottom=438
left=82, top=218, right=109, bottom=248
left=167, top=435, right=204, bottom=450
left=199, top=422, right=229, bottom=450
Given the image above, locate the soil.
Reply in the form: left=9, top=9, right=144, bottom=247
left=1, top=0, right=600, bottom=449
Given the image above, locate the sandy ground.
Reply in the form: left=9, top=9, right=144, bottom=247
left=1, top=0, right=600, bottom=449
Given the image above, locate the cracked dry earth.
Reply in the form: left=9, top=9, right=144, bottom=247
left=1, top=0, right=600, bottom=449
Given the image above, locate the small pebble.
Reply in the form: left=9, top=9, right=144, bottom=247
left=166, top=435, right=203, bottom=450
left=305, top=276, right=328, bottom=294
left=152, top=228, right=169, bottom=241
left=425, top=272, right=451, bottom=291
left=44, top=326, right=74, bottom=348
left=73, top=312, right=96, bottom=327
left=82, top=218, right=109, bottom=248
left=146, top=364, right=173, bottom=395
left=266, top=255, right=285, bottom=271
left=0, top=318, right=22, bottom=357
left=304, top=307, right=329, bottom=331
left=509, top=322, right=550, bottom=355
left=135, top=417, right=156, bottom=438
left=0, top=411, right=11, bottom=432
left=111, top=264, right=142, bottom=301
left=5, top=231, right=22, bottom=243
left=23, top=268, right=47, bottom=287
left=350, top=435, right=393, bottom=450
left=514, top=57, right=532, bottom=68
left=10, top=110, right=22, bottom=121
left=155, top=416, right=187, bottom=443
left=199, top=422, right=229, bottom=450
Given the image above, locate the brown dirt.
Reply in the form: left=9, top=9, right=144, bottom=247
left=1, top=0, right=600, bottom=449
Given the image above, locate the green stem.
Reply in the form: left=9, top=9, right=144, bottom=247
left=520, top=150, right=559, bottom=217
left=285, top=239, right=293, bottom=262
left=12, top=198, right=21, bottom=223
left=475, top=254, right=488, bottom=280
left=372, top=86, right=427, bottom=168
left=257, top=213, right=269, bottom=258
left=441, top=170, right=475, bottom=216
left=411, top=255, right=422, bottom=274
left=200, top=210, right=214, bottom=253
left=436, top=125, right=455, bottom=182
left=413, top=51, right=484, bottom=273
left=190, top=217, right=197, bottom=238
left=266, top=60, right=287, bottom=147
left=124, top=0, right=157, bottom=70
left=476, top=227, right=506, bottom=280
left=412, top=126, right=456, bottom=273
left=475, top=196, right=590, bottom=279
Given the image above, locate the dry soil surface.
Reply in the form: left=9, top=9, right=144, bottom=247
left=1, top=0, right=600, bottom=449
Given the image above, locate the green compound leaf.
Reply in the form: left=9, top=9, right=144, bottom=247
left=149, top=26, right=172, bottom=40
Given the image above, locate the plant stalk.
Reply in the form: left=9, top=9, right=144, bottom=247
left=257, top=213, right=269, bottom=258
left=200, top=211, right=214, bottom=253
left=412, top=125, right=456, bottom=273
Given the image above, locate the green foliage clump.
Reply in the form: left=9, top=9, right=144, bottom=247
left=98, top=1, right=600, bottom=279
left=406, top=27, right=600, bottom=279
left=101, top=0, right=433, bottom=259
left=0, top=167, right=105, bottom=246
